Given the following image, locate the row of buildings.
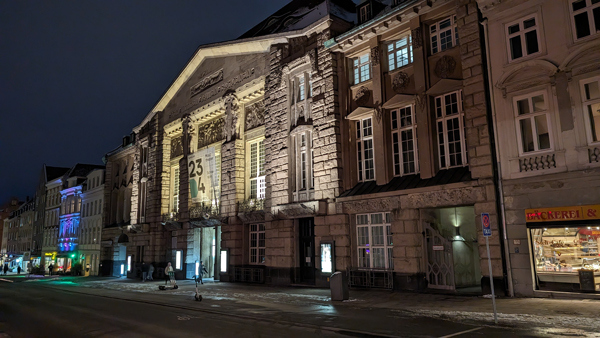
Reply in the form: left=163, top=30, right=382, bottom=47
left=3, top=0, right=600, bottom=298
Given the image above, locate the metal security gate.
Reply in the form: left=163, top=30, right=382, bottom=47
left=424, top=222, right=455, bottom=290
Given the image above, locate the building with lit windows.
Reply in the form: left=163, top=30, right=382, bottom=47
left=478, top=0, right=600, bottom=296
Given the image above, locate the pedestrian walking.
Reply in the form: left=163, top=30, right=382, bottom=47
left=141, top=261, right=148, bottom=282
left=165, top=262, right=176, bottom=287
left=48, top=263, right=54, bottom=276
left=17, top=266, right=21, bottom=274
left=198, top=260, right=208, bottom=284
left=148, top=263, right=154, bottom=281
left=3, top=264, right=7, bottom=275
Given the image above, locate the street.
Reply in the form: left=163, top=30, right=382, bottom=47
left=1, top=277, right=599, bottom=337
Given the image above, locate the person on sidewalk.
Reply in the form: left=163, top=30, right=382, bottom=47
left=141, top=261, right=148, bottom=282
left=48, top=264, right=54, bottom=276
left=148, top=263, right=154, bottom=281
left=198, top=260, right=208, bottom=284
left=3, top=264, right=7, bottom=275
left=165, top=262, right=176, bottom=287
left=17, top=266, right=21, bottom=274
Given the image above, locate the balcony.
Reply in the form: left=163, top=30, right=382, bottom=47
left=189, top=204, right=223, bottom=228
left=237, top=198, right=265, bottom=223
left=161, top=212, right=181, bottom=230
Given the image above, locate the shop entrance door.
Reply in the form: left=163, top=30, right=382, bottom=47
left=299, top=218, right=315, bottom=285
left=424, top=222, right=455, bottom=290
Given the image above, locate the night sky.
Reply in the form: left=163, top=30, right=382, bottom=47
left=0, top=0, right=301, bottom=203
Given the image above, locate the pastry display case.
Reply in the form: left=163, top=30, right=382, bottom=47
left=531, top=226, right=600, bottom=289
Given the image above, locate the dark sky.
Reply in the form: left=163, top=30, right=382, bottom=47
left=0, top=0, right=299, bottom=203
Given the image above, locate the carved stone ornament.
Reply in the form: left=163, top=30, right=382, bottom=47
left=170, top=136, right=183, bottom=159
left=401, top=187, right=486, bottom=209
left=435, top=55, right=457, bottom=79
left=197, top=118, right=224, bottom=149
left=308, top=49, right=317, bottom=73
left=190, top=69, right=223, bottom=96
left=245, top=100, right=265, bottom=131
left=415, top=92, right=428, bottom=110
left=392, top=72, right=410, bottom=93
left=342, top=198, right=399, bottom=215
left=223, top=91, right=240, bottom=142
left=411, top=27, right=423, bottom=49
left=371, top=46, right=380, bottom=67
left=354, top=86, right=371, bottom=106
left=374, top=105, right=383, bottom=123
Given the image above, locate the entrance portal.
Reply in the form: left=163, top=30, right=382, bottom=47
left=298, top=218, right=315, bottom=284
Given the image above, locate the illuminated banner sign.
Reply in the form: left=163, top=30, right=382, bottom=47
left=525, top=205, right=600, bottom=223
left=188, top=147, right=219, bottom=205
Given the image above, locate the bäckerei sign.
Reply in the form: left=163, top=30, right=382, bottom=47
left=525, top=205, right=600, bottom=222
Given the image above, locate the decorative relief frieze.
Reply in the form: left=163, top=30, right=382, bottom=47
left=411, top=27, right=423, bottom=49
left=354, top=86, right=371, bottom=106
left=170, top=136, right=183, bottom=159
left=190, top=69, right=223, bottom=96
left=245, top=100, right=265, bottom=131
left=197, top=118, right=224, bottom=149
left=371, top=46, right=380, bottom=67
left=392, top=72, right=410, bottom=93
left=519, top=153, right=557, bottom=172
left=342, top=197, right=399, bottom=214
left=401, top=187, right=486, bottom=209
left=434, top=56, right=457, bottom=79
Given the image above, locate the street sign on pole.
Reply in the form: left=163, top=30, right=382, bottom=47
left=481, top=213, right=498, bottom=324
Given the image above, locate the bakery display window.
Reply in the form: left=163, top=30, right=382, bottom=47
left=530, top=226, right=600, bottom=291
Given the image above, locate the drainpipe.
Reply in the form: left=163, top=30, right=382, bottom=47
left=480, top=16, right=515, bottom=297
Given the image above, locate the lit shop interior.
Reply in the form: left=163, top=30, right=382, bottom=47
left=528, top=206, right=600, bottom=293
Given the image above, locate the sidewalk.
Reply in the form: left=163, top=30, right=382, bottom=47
left=43, top=276, right=600, bottom=325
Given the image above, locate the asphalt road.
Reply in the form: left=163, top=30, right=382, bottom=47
left=0, top=280, right=592, bottom=338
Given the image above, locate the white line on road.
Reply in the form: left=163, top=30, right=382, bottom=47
left=0, top=279, right=14, bottom=283
left=438, top=327, right=483, bottom=338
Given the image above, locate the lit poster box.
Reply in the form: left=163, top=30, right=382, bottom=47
left=321, top=241, right=335, bottom=274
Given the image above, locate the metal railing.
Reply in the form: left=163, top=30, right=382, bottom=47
left=347, top=268, right=394, bottom=289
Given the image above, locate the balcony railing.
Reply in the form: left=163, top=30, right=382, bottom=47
left=189, top=204, right=222, bottom=227
left=238, top=198, right=264, bottom=213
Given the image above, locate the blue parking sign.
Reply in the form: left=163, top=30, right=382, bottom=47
left=482, top=213, right=492, bottom=237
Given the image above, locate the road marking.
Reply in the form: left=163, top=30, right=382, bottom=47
left=0, top=279, right=14, bottom=283
left=438, top=327, right=483, bottom=338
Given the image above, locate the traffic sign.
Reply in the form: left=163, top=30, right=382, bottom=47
left=482, top=213, right=492, bottom=237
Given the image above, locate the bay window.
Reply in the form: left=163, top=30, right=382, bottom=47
left=387, top=35, right=413, bottom=71
left=435, top=91, right=467, bottom=168
left=357, top=117, right=375, bottom=181
left=430, top=15, right=459, bottom=54
left=353, top=53, right=371, bottom=85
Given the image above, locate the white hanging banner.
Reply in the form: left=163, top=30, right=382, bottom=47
left=188, top=147, right=218, bottom=205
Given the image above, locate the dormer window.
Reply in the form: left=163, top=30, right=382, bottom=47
left=359, top=3, right=372, bottom=24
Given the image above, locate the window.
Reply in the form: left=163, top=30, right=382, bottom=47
left=387, top=35, right=413, bottom=71
left=249, top=223, right=265, bottom=264
left=571, top=0, right=600, bottom=39
left=514, top=91, right=552, bottom=154
left=172, top=166, right=180, bottom=213
left=581, top=77, right=600, bottom=144
left=353, top=53, right=371, bottom=85
left=293, top=130, right=313, bottom=193
left=357, top=213, right=393, bottom=269
left=298, top=76, right=305, bottom=101
left=435, top=91, right=467, bottom=168
left=506, top=16, right=540, bottom=61
left=249, top=139, right=266, bottom=200
left=430, top=16, right=459, bottom=54
left=391, top=105, right=418, bottom=176
left=359, top=3, right=372, bottom=23
left=357, top=117, right=375, bottom=181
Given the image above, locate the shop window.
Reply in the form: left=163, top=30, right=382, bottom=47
left=571, top=0, right=600, bottom=40
left=356, top=212, right=393, bottom=269
left=387, top=35, right=413, bottom=71
left=391, top=105, right=418, bottom=176
left=249, top=223, right=265, bottom=264
left=514, top=91, right=552, bottom=154
left=430, top=16, right=459, bottom=54
left=352, top=53, right=371, bottom=85
left=506, top=15, right=540, bottom=61
left=357, top=117, right=375, bottom=182
left=435, top=90, right=467, bottom=169
left=581, top=76, right=600, bottom=144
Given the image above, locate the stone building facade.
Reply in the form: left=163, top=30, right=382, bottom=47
left=479, top=0, right=600, bottom=296
left=3, top=199, right=35, bottom=272
left=80, top=168, right=105, bottom=276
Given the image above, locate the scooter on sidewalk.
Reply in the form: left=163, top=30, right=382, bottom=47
left=158, top=272, right=178, bottom=291
left=194, top=275, right=203, bottom=301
